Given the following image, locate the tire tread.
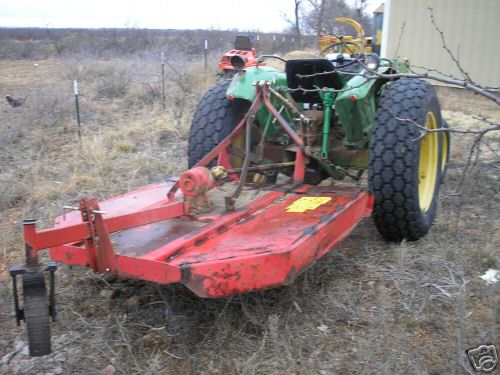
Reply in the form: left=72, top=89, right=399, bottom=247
left=188, top=80, right=249, bottom=167
left=23, top=273, right=51, bottom=357
left=368, top=79, right=443, bottom=241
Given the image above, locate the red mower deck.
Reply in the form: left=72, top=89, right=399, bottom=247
left=24, top=181, right=372, bottom=297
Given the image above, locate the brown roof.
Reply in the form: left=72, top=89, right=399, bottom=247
left=373, top=3, right=384, bottom=13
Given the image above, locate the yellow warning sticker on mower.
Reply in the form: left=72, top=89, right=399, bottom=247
left=286, top=197, right=332, bottom=213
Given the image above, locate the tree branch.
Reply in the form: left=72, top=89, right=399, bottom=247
left=427, top=7, right=472, bottom=82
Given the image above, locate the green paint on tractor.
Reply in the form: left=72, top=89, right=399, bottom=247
left=224, top=58, right=409, bottom=171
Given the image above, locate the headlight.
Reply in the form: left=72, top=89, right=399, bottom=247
left=365, top=53, right=380, bottom=71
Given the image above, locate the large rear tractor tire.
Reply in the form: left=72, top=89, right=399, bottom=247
left=188, top=80, right=250, bottom=168
left=22, top=272, right=51, bottom=357
left=368, top=78, right=444, bottom=241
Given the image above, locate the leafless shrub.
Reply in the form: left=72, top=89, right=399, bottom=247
left=0, top=39, right=55, bottom=59
left=95, top=66, right=133, bottom=99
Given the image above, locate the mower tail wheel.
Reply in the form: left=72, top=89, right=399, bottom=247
left=368, top=78, right=444, bottom=241
left=22, top=272, right=51, bottom=357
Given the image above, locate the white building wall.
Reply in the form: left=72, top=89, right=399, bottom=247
left=381, top=0, right=500, bottom=87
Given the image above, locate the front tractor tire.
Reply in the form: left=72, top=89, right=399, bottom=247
left=368, top=79, right=444, bottom=241
left=188, top=80, right=250, bottom=168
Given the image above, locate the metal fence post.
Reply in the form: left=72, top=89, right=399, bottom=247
left=161, top=52, right=165, bottom=111
left=73, top=80, right=82, bottom=144
left=204, top=40, right=208, bottom=73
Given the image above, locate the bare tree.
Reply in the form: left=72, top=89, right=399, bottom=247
left=302, top=0, right=372, bottom=38
left=352, top=0, right=367, bottom=18
left=45, top=26, right=64, bottom=57
left=283, top=0, right=304, bottom=48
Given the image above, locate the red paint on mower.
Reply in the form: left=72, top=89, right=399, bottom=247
left=26, top=182, right=372, bottom=297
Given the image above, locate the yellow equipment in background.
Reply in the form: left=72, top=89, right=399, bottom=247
left=319, top=17, right=372, bottom=56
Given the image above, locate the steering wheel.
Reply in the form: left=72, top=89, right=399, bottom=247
left=320, top=40, right=365, bottom=69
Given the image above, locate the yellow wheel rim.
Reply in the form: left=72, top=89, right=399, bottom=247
left=441, top=130, right=448, bottom=172
left=230, top=131, right=245, bottom=167
left=230, top=125, right=261, bottom=167
left=418, top=112, right=439, bottom=212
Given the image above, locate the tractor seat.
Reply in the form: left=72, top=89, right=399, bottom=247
left=285, top=59, right=343, bottom=104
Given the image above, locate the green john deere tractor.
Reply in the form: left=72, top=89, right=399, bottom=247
left=188, top=36, right=449, bottom=241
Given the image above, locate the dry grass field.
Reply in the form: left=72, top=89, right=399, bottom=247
left=0, top=52, right=498, bottom=375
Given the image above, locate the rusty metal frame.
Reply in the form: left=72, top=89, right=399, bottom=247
left=166, top=82, right=307, bottom=202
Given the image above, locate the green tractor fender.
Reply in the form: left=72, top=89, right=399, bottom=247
left=335, top=75, right=380, bottom=149
left=226, top=66, right=288, bottom=102
left=335, top=59, right=409, bottom=149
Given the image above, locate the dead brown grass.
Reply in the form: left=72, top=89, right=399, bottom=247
left=0, top=57, right=498, bottom=375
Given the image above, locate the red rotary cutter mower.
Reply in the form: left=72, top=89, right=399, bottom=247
left=9, top=83, right=373, bottom=357
left=9, top=41, right=448, bottom=356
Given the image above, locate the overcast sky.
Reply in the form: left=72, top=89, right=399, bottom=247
left=0, top=0, right=380, bottom=32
